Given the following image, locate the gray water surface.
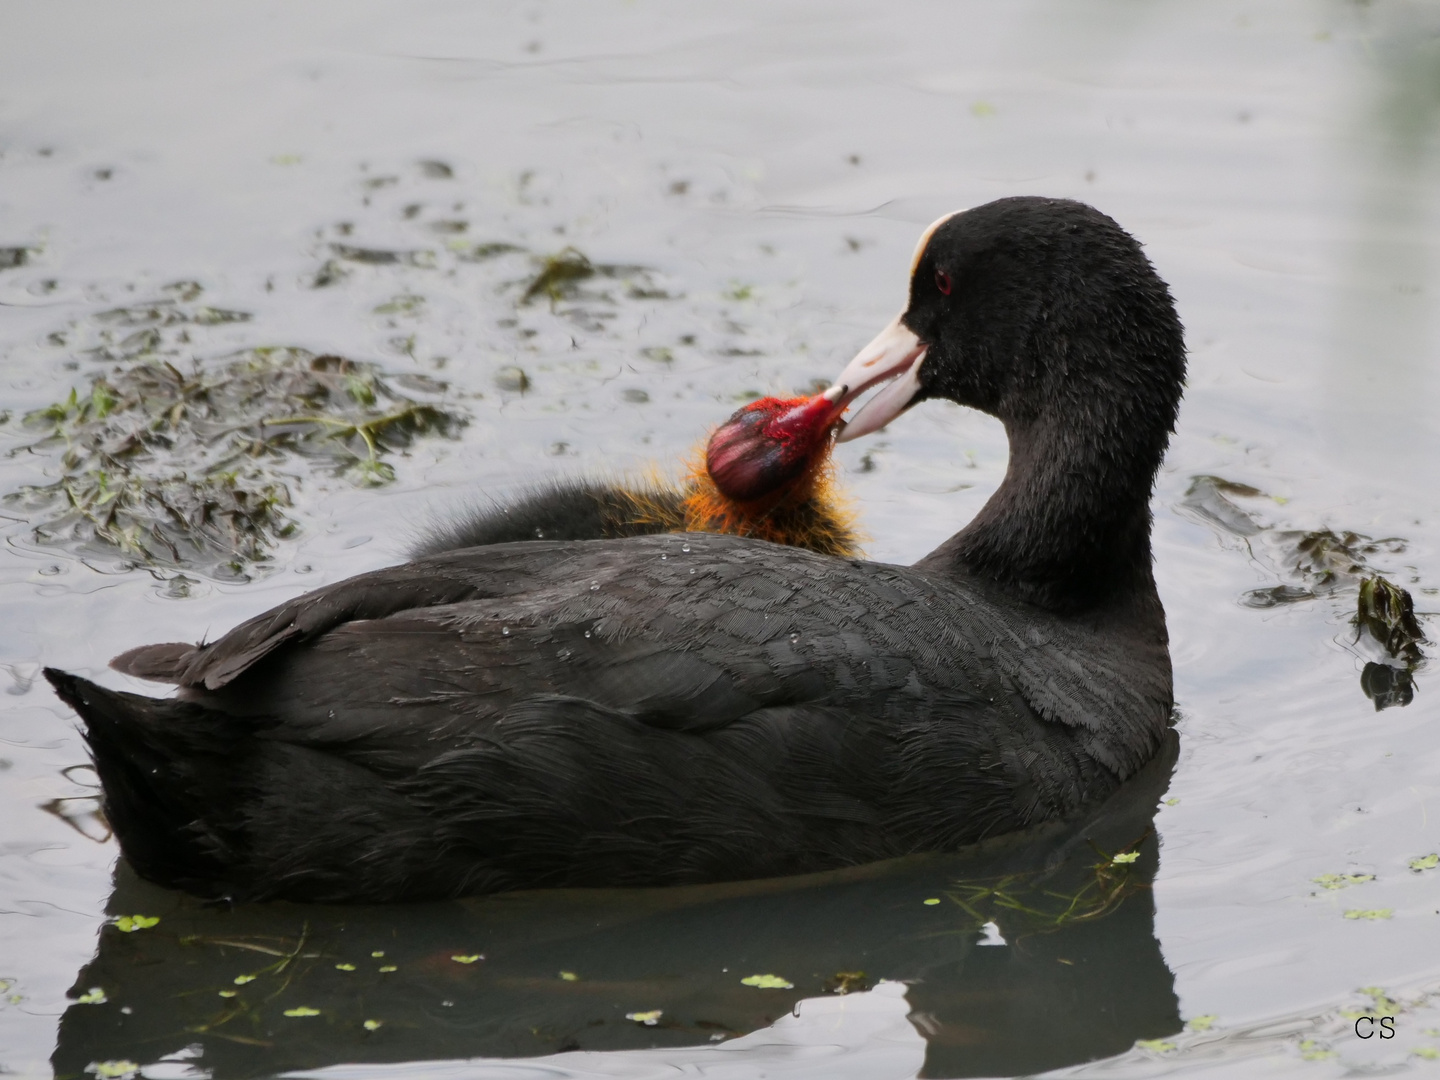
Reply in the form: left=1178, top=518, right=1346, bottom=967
left=3, top=2, right=1440, bottom=1077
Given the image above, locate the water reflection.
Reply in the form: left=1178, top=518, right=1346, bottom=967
left=1326, top=1, right=1440, bottom=477
left=52, top=736, right=1178, bottom=1080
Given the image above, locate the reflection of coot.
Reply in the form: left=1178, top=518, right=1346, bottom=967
left=1361, top=662, right=1415, bottom=710
left=53, top=734, right=1180, bottom=1080
left=45, top=197, right=1186, bottom=903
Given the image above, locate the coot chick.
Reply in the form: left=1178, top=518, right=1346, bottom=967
left=46, top=196, right=1184, bottom=903
left=412, top=392, right=858, bottom=559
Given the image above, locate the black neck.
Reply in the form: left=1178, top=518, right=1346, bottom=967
left=914, top=411, right=1162, bottom=615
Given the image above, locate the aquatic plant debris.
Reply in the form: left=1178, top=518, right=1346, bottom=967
left=5, top=349, right=462, bottom=579
left=625, top=1010, right=663, bottom=1025
left=0, top=245, right=34, bottom=270
left=233, top=974, right=256, bottom=985
left=111, top=915, right=158, bottom=933
left=363, top=1019, right=382, bottom=1031
left=335, top=963, right=356, bottom=971
left=518, top=246, right=661, bottom=308
left=1112, top=852, right=1140, bottom=865
left=923, top=897, right=941, bottom=905
left=1178, top=476, right=1428, bottom=709
left=1353, top=575, right=1426, bottom=711
left=1357, top=987, right=1401, bottom=1016
left=740, top=974, right=794, bottom=989
left=1410, top=854, right=1439, bottom=872
left=494, top=365, right=530, bottom=393
left=451, top=954, right=483, bottom=964
left=1187, top=1014, right=1218, bottom=1032
left=86, top=1062, right=138, bottom=1079
left=558, top=971, right=578, bottom=981
left=1135, top=1039, right=1176, bottom=1053
left=1298, top=1039, right=1337, bottom=1061
left=1343, top=909, right=1393, bottom=920
left=1313, top=873, right=1375, bottom=890
left=283, top=1006, right=321, bottom=1017
left=1179, top=478, right=1414, bottom=605
left=75, top=987, right=107, bottom=1004
left=939, top=846, right=1151, bottom=940
left=825, top=971, right=869, bottom=995
left=1355, top=576, right=1426, bottom=665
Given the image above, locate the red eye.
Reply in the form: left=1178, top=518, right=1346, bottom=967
left=935, top=268, right=952, bottom=296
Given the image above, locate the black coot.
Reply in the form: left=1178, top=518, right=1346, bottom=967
left=46, top=196, right=1185, bottom=903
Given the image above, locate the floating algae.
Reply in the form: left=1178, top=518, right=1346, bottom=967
left=5, top=349, right=463, bottom=580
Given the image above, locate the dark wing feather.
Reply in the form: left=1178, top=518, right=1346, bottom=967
left=74, top=532, right=1169, bottom=900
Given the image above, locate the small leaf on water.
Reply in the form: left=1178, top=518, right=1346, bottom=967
left=494, top=365, right=531, bottom=393
left=1359, top=987, right=1401, bottom=1015
left=87, top=1061, right=139, bottom=1079
left=1410, top=854, right=1439, bottom=872
left=1164, top=797, right=1180, bottom=806
left=378, top=965, right=398, bottom=972
left=740, top=974, right=794, bottom=989
left=1343, top=909, right=1393, bottom=920
left=1112, top=852, right=1140, bottom=865
left=520, top=248, right=597, bottom=305
left=113, top=915, right=159, bottom=933
left=363, top=1019, right=383, bottom=1031
left=1415, top=1048, right=1440, bottom=1060
left=1187, top=1014, right=1217, bottom=1032
left=371, top=950, right=385, bottom=958
left=283, top=1006, right=321, bottom=1017
left=335, top=963, right=356, bottom=971
left=559, top=971, right=578, bottom=981
left=76, top=987, right=107, bottom=1004
left=1313, top=873, right=1374, bottom=890
left=218, top=990, right=236, bottom=998
left=625, top=1010, right=663, bottom=1025
left=1135, top=1039, right=1175, bottom=1053
left=451, top=954, right=483, bottom=964
left=922, top=898, right=941, bottom=906
left=1299, top=1039, right=1336, bottom=1060
left=233, top=974, right=256, bottom=985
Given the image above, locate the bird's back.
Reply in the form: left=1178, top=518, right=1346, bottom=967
left=55, top=532, right=1170, bottom=902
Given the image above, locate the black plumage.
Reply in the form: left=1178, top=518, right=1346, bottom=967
left=46, top=196, right=1185, bottom=903
left=408, top=478, right=685, bottom=555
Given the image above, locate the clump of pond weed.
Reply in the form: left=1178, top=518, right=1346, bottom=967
left=1355, top=575, right=1426, bottom=666
left=1178, top=475, right=1428, bottom=710
left=518, top=247, right=669, bottom=308
left=930, top=834, right=1154, bottom=942
left=5, top=349, right=463, bottom=580
left=1353, top=575, right=1428, bottom=710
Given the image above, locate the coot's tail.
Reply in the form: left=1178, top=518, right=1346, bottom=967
left=43, top=668, right=241, bottom=896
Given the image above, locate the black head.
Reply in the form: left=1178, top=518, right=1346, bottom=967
left=907, top=197, right=1184, bottom=435
left=829, top=197, right=1187, bottom=612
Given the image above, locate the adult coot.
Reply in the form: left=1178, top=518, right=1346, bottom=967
left=46, top=196, right=1185, bottom=903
